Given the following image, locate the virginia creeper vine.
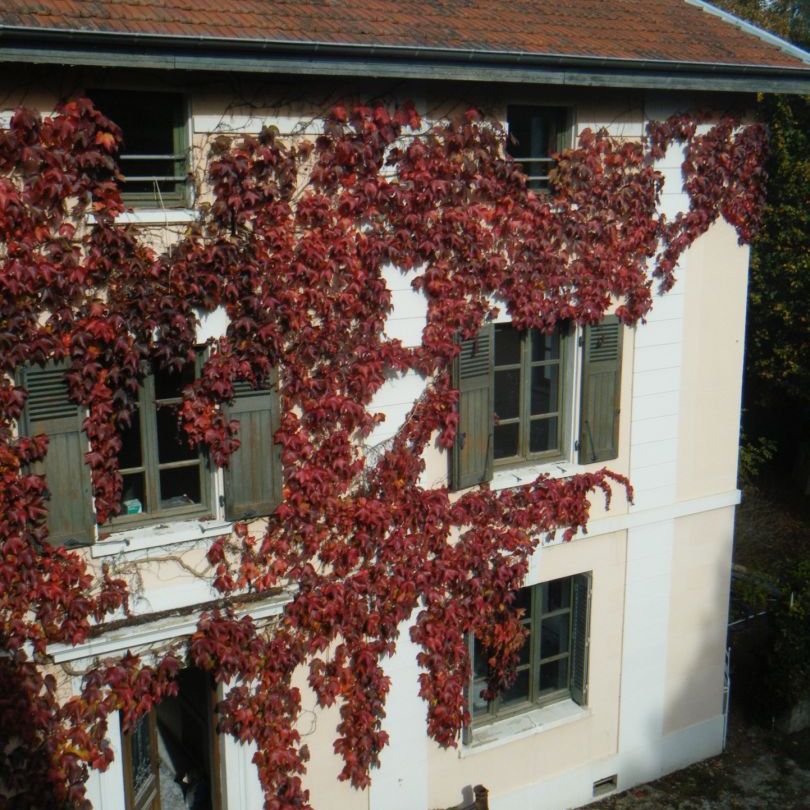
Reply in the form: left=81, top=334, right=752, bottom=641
left=0, top=97, right=766, bottom=809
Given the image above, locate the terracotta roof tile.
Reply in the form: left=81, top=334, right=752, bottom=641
left=0, top=0, right=806, bottom=69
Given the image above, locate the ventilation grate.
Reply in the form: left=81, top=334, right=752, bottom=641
left=588, top=321, right=620, bottom=362
left=25, top=366, right=78, bottom=422
left=459, top=331, right=492, bottom=378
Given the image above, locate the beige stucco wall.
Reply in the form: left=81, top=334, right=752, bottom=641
left=677, top=219, right=749, bottom=501
left=427, top=528, right=627, bottom=809
left=663, top=506, right=734, bottom=734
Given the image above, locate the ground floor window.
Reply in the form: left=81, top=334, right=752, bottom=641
left=122, top=668, right=220, bottom=810
left=470, top=573, right=591, bottom=726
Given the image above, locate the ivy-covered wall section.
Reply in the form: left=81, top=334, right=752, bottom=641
left=0, top=99, right=766, bottom=809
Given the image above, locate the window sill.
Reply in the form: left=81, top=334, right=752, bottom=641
left=461, top=699, right=589, bottom=756
left=88, top=209, right=199, bottom=226
left=92, top=517, right=232, bottom=559
left=491, top=460, right=578, bottom=491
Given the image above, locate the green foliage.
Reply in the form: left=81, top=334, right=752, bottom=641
left=738, top=432, right=777, bottom=484
left=713, top=0, right=809, bottom=48
left=746, top=94, right=810, bottom=409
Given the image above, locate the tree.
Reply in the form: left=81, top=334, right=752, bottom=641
left=712, top=1, right=810, bottom=472
left=0, top=99, right=766, bottom=809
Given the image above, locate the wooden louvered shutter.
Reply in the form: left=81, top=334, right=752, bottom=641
left=578, top=316, right=623, bottom=464
left=21, top=364, right=95, bottom=547
left=223, top=373, right=282, bottom=521
left=570, top=572, right=592, bottom=706
left=450, top=325, right=494, bottom=491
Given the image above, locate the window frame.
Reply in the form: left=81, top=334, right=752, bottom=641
left=88, top=87, right=191, bottom=209
left=468, top=572, right=591, bottom=730
left=107, top=356, right=213, bottom=531
left=492, top=322, right=576, bottom=468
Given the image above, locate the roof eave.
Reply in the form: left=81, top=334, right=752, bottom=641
left=0, top=26, right=808, bottom=94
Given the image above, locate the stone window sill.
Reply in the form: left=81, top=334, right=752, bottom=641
left=91, top=518, right=233, bottom=559
left=461, top=699, right=589, bottom=756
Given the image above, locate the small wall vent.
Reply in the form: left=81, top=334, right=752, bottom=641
left=592, top=774, right=618, bottom=797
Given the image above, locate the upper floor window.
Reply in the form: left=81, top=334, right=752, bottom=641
left=469, top=573, right=591, bottom=727
left=18, top=362, right=282, bottom=547
left=89, top=89, right=189, bottom=208
left=450, top=317, right=623, bottom=490
left=493, top=323, right=574, bottom=464
left=506, top=106, right=570, bottom=191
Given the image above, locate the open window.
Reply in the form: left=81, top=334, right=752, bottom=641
left=122, top=668, right=221, bottom=810
left=18, top=360, right=283, bottom=543
left=506, top=105, right=571, bottom=191
left=89, top=88, right=189, bottom=208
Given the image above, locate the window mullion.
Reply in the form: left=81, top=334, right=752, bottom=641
left=141, top=375, right=161, bottom=514
left=520, top=330, right=530, bottom=458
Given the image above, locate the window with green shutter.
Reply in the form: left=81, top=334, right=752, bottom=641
left=19, top=361, right=283, bottom=538
left=450, top=318, right=623, bottom=490
left=469, top=573, right=592, bottom=727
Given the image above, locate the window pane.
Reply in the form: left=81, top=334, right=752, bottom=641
left=128, top=714, right=154, bottom=796
left=494, top=324, right=522, bottom=365
left=121, top=472, right=146, bottom=514
left=156, top=405, right=196, bottom=463
left=118, top=409, right=142, bottom=469
left=159, top=465, right=202, bottom=509
left=500, top=668, right=530, bottom=707
left=154, top=363, right=195, bottom=400
left=471, top=678, right=489, bottom=716
left=541, top=613, right=570, bottom=659
left=542, top=578, right=571, bottom=613
left=511, top=587, right=531, bottom=615
left=529, top=417, right=558, bottom=453
left=494, top=423, right=519, bottom=459
left=539, top=658, right=569, bottom=695
left=530, top=365, right=559, bottom=415
left=472, top=637, right=489, bottom=678
left=516, top=633, right=531, bottom=666
left=531, top=329, right=560, bottom=362
left=494, top=369, right=520, bottom=420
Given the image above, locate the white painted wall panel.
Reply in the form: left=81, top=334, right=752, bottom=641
left=631, top=390, right=680, bottom=421
left=633, top=343, right=682, bottom=373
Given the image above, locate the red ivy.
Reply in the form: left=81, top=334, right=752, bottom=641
left=0, top=98, right=766, bottom=809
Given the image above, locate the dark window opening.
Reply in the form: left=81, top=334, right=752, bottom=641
left=506, top=106, right=569, bottom=191
left=89, top=89, right=188, bottom=207
left=123, top=668, right=221, bottom=810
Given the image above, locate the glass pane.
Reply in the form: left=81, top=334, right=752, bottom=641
left=472, top=637, right=489, bottom=678
left=530, top=365, right=559, bottom=415
left=154, top=363, right=195, bottom=400
left=500, top=668, right=530, bottom=707
left=541, top=613, right=570, bottom=659
left=121, top=472, right=146, bottom=515
left=471, top=678, right=489, bottom=717
left=128, top=714, right=153, bottom=796
left=539, top=659, right=569, bottom=695
left=118, top=408, right=142, bottom=469
left=511, top=587, right=531, bottom=615
left=542, top=578, right=571, bottom=613
left=516, top=633, right=531, bottom=666
left=156, top=405, right=196, bottom=463
left=494, top=369, right=520, bottom=420
left=531, top=329, right=560, bottom=361
left=529, top=417, right=558, bottom=453
left=494, top=423, right=519, bottom=459
left=494, top=324, right=522, bottom=365
left=159, top=465, right=202, bottom=509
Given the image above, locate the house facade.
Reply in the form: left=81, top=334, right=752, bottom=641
left=1, top=2, right=809, bottom=810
